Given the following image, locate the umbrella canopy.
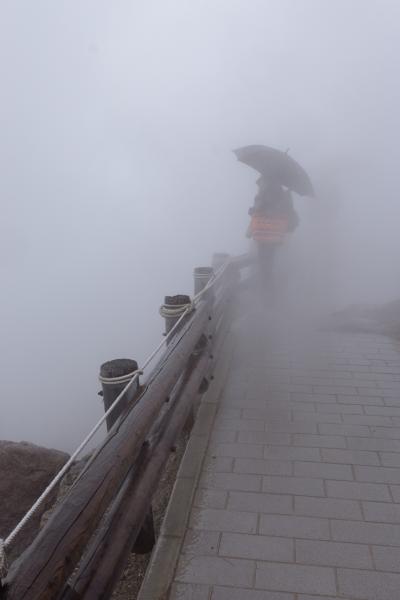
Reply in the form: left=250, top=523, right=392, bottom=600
left=233, top=145, right=314, bottom=197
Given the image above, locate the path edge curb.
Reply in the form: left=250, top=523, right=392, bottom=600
left=137, top=331, right=234, bottom=600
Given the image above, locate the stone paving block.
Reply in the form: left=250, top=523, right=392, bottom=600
left=291, top=393, right=336, bottom=404
left=294, top=460, right=353, bottom=480
left=343, top=414, right=393, bottom=426
left=292, top=412, right=342, bottom=423
left=175, top=555, right=254, bottom=587
left=242, top=408, right=276, bottom=419
left=294, top=496, right=363, bottom=520
left=347, top=436, right=400, bottom=452
left=208, top=442, right=264, bottom=459
left=211, top=587, right=294, bottom=600
left=295, top=539, right=372, bottom=568
left=228, top=491, right=293, bottom=514
left=367, top=366, right=400, bottom=375
left=326, top=480, right=391, bottom=501
left=355, top=465, right=400, bottom=484
left=338, top=567, right=400, bottom=600
left=372, top=545, right=400, bottom=572
left=263, top=475, right=325, bottom=497
left=312, top=385, right=358, bottom=395
left=371, top=427, right=400, bottom=440
left=202, top=456, right=234, bottom=473
left=287, top=402, right=315, bottom=412
left=390, top=485, right=400, bottom=502
left=217, top=408, right=242, bottom=419
left=298, top=596, right=350, bottom=600
left=194, top=489, right=228, bottom=509
left=321, top=448, right=380, bottom=465
left=267, top=383, right=313, bottom=394
left=255, top=562, right=336, bottom=595
left=292, top=434, right=346, bottom=448
left=363, top=500, right=400, bottom=522
left=189, top=508, right=257, bottom=533
left=169, top=582, right=211, bottom=600
left=264, top=446, right=321, bottom=461
left=221, top=396, right=267, bottom=409
left=266, top=421, right=317, bottom=434
left=343, top=379, right=380, bottom=388
left=318, top=423, right=370, bottom=436
left=366, top=405, right=400, bottom=416
left=238, top=431, right=291, bottom=445
left=259, top=514, right=329, bottom=540
left=199, top=471, right=262, bottom=492
left=337, top=394, right=383, bottom=405
left=383, top=397, right=400, bottom=406
left=379, top=382, right=400, bottom=391
left=209, top=429, right=237, bottom=443
left=182, top=530, right=220, bottom=555
left=316, top=403, right=364, bottom=414
left=214, top=418, right=265, bottom=431
left=219, top=532, right=293, bottom=562
left=332, top=519, right=400, bottom=545
left=234, top=458, right=293, bottom=476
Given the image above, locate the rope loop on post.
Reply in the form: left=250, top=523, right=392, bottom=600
left=99, top=369, right=143, bottom=385
left=193, top=267, right=214, bottom=281
left=159, top=301, right=194, bottom=320
left=0, top=537, right=8, bottom=580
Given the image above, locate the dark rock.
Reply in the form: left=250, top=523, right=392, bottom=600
left=328, top=300, right=400, bottom=339
left=0, top=440, right=68, bottom=562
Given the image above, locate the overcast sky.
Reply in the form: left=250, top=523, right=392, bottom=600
left=1, top=0, right=399, bottom=450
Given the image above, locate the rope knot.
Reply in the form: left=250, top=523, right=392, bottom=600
left=159, top=301, right=194, bottom=319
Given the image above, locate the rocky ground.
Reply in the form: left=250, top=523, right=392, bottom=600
left=1, top=432, right=189, bottom=599
left=0, top=440, right=68, bottom=562
left=327, top=299, right=400, bottom=339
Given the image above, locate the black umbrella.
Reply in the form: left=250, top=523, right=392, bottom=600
left=233, top=145, right=314, bottom=197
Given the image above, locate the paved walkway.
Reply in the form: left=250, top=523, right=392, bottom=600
left=168, top=312, right=400, bottom=600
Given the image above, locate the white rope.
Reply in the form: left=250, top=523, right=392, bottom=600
left=159, top=302, right=194, bottom=319
left=3, top=368, right=143, bottom=554
left=98, top=370, right=140, bottom=385
left=193, top=261, right=228, bottom=303
left=0, top=256, right=232, bottom=578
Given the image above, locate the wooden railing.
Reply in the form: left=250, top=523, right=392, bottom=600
left=1, top=253, right=251, bottom=600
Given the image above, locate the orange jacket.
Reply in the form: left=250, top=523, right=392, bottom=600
left=249, top=214, right=289, bottom=243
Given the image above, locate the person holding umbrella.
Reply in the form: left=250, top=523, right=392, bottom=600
left=234, top=145, right=313, bottom=285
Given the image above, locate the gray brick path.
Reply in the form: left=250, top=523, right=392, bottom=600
left=168, top=319, right=400, bottom=600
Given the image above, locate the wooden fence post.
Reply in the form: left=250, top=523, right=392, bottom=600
left=212, top=252, right=229, bottom=271
left=193, top=266, right=214, bottom=297
left=99, top=359, right=139, bottom=431
left=100, top=359, right=155, bottom=555
left=160, top=294, right=191, bottom=339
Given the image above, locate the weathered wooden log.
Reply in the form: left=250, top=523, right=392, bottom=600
left=2, top=299, right=211, bottom=600
left=60, top=349, right=209, bottom=600
left=99, top=358, right=139, bottom=431
left=193, top=266, right=213, bottom=297
left=161, top=294, right=191, bottom=337
left=211, top=252, right=230, bottom=271
left=99, top=358, right=154, bottom=555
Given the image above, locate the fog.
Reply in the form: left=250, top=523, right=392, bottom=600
left=1, top=0, right=399, bottom=451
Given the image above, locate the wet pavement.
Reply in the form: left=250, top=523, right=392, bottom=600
left=168, top=308, right=400, bottom=600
